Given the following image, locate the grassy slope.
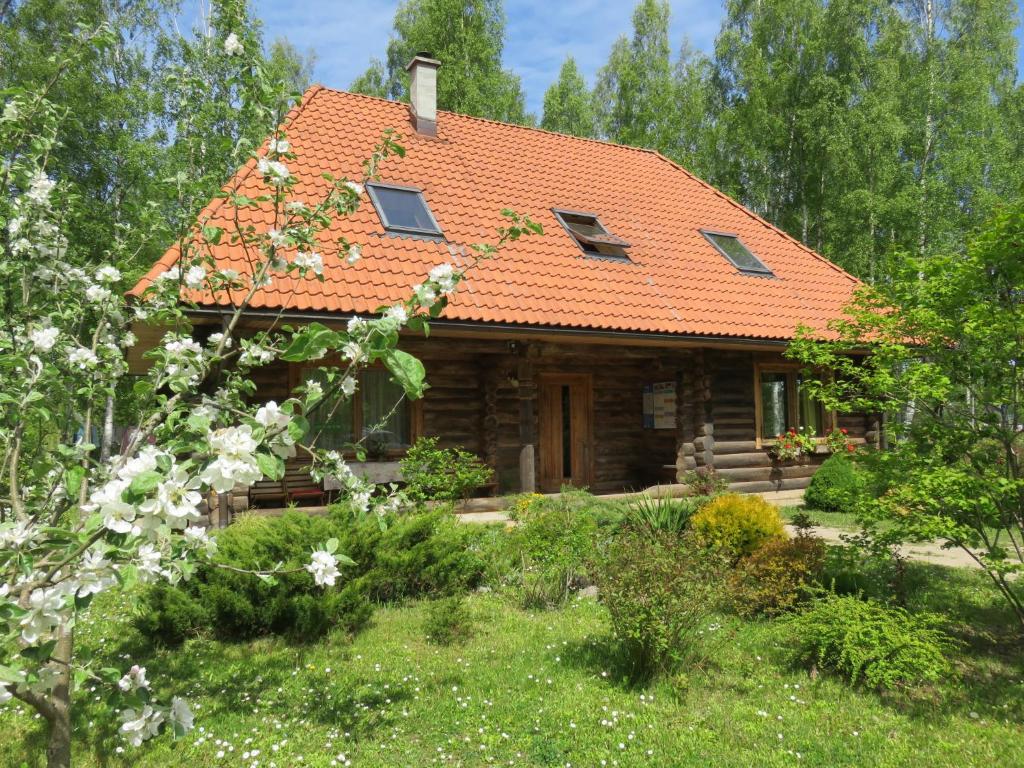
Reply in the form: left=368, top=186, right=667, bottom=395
left=3, top=567, right=1022, bottom=767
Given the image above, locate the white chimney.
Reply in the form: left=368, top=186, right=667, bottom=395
left=406, top=53, right=441, bottom=136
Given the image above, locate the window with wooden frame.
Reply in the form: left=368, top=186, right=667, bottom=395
left=298, top=364, right=422, bottom=456
left=366, top=182, right=443, bottom=237
left=754, top=364, right=831, bottom=445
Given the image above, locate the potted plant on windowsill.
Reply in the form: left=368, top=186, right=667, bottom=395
left=824, top=427, right=856, bottom=455
left=767, top=427, right=817, bottom=463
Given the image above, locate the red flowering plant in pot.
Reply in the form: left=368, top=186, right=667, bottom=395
left=825, top=427, right=855, bottom=454
left=767, top=427, right=817, bottom=462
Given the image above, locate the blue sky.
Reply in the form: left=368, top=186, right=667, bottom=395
left=241, top=0, right=1022, bottom=116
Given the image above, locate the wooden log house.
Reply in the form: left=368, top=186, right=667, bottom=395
left=131, top=55, right=873, bottom=511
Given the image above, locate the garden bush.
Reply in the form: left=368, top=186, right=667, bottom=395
left=626, top=493, right=709, bottom=537
left=423, top=595, right=474, bottom=645
left=399, top=436, right=494, bottom=502
left=136, top=508, right=493, bottom=645
left=596, top=530, right=728, bottom=679
left=690, top=493, right=786, bottom=558
left=681, top=466, right=729, bottom=496
left=135, top=511, right=372, bottom=644
left=729, top=535, right=826, bottom=617
left=509, top=488, right=615, bottom=607
left=804, top=453, right=866, bottom=513
left=785, top=593, right=956, bottom=692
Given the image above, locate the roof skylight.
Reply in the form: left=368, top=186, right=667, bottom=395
left=553, top=209, right=630, bottom=259
left=701, top=230, right=773, bottom=276
left=367, top=182, right=443, bottom=237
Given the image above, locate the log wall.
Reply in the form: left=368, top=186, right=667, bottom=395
left=247, top=333, right=874, bottom=496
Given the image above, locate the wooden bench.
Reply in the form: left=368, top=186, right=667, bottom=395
left=248, top=461, right=326, bottom=509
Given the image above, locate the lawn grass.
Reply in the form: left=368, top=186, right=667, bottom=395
left=780, top=506, right=862, bottom=531
left=3, top=561, right=1022, bottom=768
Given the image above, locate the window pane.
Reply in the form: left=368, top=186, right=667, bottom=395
left=761, top=372, right=789, bottom=439
left=798, top=378, right=824, bottom=436
left=361, top=369, right=410, bottom=449
left=705, top=232, right=771, bottom=274
left=304, top=368, right=353, bottom=451
left=371, top=185, right=440, bottom=233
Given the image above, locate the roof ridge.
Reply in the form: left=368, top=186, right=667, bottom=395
left=646, top=150, right=861, bottom=286
left=313, top=84, right=660, bottom=158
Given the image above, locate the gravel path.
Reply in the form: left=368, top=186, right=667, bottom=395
left=786, top=524, right=984, bottom=571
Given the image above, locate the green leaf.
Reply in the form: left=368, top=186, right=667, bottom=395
left=325, top=537, right=338, bottom=554
left=288, top=414, right=310, bottom=442
left=256, top=453, right=284, bottom=481
left=382, top=349, right=426, bottom=399
left=129, top=470, right=162, bottom=496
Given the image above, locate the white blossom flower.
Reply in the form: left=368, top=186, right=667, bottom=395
left=26, top=170, right=56, bottom=205
left=384, top=304, right=408, bottom=325
left=20, top=586, right=67, bottom=644
left=429, top=263, right=457, bottom=292
left=346, top=316, right=367, bottom=335
left=201, top=425, right=263, bottom=492
left=139, top=467, right=203, bottom=527
left=86, top=284, right=111, bottom=303
left=68, top=347, right=98, bottom=368
left=268, top=228, right=289, bottom=248
left=304, top=380, right=323, bottom=403
left=136, top=544, right=166, bottom=583
left=95, top=265, right=122, bottom=283
left=344, top=181, right=364, bottom=197
left=76, top=547, right=118, bottom=598
left=118, top=665, right=149, bottom=693
left=183, top=525, right=217, bottom=557
left=157, top=266, right=181, bottom=282
left=223, top=32, right=243, bottom=56
left=169, top=696, right=194, bottom=733
left=341, top=342, right=366, bottom=364
left=306, top=550, right=340, bottom=587
left=0, top=517, right=38, bottom=549
left=340, top=376, right=357, bottom=397
left=257, top=158, right=289, bottom=186
left=268, top=137, right=290, bottom=155
left=286, top=200, right=308, bottom=213
left=255, top=401, right=296, bottom=459
left=87, top=478, right=136, bottom=533
left=238, top=343, right=274, bottom=366
left=120, top=705, right=165, bottom=747
left=117, top=445, right=163, bottom=482
left=346, top=244, right=362, bottom=265
left=293, top=250, right=323, bottom=275
left=184, top=265, right=206, bottom=289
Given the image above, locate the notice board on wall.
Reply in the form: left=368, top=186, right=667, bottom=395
left=642, top=381, right=676, bottom=429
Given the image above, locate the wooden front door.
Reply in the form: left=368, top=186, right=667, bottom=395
left=537, top=374, right=593, bottom=493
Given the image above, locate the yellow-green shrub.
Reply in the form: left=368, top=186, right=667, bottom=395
left=690, top=493, right=786, bottom=558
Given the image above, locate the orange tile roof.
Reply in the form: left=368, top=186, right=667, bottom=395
left=134, top=85, right=860, bottom=341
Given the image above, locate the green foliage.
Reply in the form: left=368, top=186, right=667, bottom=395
left=785, top=594, right=956, bottom=692
left=626, top=494, right=708, bottom=537
left=804, top=453, right=867, bottom=514
left=690, top=493, right=787, bottom=558
left=788, top=200, right=1024, bottom=627
left=351, top=0, right=531, bottom=125
left=423, top=595, right=474, bottom=645
left=136, top=509, right=491, bottom=644
left=541, top=56, right=595, bottom=138
left=399, top=437, right=494, bottom=502
left=135, top=512, right=372, bottom=644
left=596, top=530, right=727, bottom=679
left=508, top=488, right=613, bottom=608
left=681, top=465, right=728, bottom=497
left=729, top=535, right=825, bottom=618
left=340, top=507, right=490, bottom=601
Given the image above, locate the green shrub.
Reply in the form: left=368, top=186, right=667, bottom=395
left=681, top=466, right=729, bottom=496
left=690, top=493, right=786, bottom=558
left=510, top=488, right=606, bottom=608
left=423, top=595, right=474, bottom=645
left=785, top=594, right=956, bottom=692
left=596, top=530, right=728, bottom=679
left=136, top=509, right=491, bottom=645
left=729, top=535, right=826, bottom=617
left=135, top=512, right=373, bottom=644
left=342, top=508, right=489, bottom=601
left=627, top=494, right=708, bottom=537
left=804, top=453, right=867, bottom=514
left=400, top=437, right=494, bottom=502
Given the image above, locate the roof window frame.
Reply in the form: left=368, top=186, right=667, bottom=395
left=700, top=228, right=773, bottom=276
left=366, top=181, right=444, bottom=237
left=552, top=208, right=631, bottom=261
